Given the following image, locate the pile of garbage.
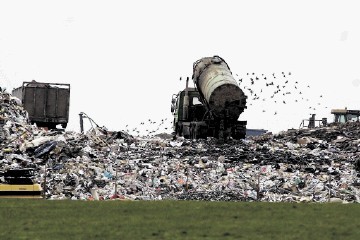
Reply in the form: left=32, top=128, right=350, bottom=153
left=1, top=90, right=359, bottom=202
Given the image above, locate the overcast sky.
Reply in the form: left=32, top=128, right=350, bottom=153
left=1, top=0, right=359, bottom=135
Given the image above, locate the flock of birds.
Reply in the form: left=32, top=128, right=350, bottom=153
left=234, top=71, right=327, bottom=116
left=124, top=71, right=328, bottom=137
left=123, top=118, right=172, bottom=137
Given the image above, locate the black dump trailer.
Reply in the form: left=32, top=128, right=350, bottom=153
left=12, top=81, right=70, bottom=129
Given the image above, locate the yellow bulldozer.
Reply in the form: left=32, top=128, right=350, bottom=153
left=300, top=108, right=360, bottom=129
left=0, top=169, right=42, bottom=199
left=331, top=108, right=360, bottom=123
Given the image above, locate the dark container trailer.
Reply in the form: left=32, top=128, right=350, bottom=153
left=12, top=81, right=70, bottom=129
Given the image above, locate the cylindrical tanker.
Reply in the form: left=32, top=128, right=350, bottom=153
left=192, top=56, right=247, bottom=119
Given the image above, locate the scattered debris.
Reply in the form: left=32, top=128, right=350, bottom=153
left=1, top=90, right=359, bottom=202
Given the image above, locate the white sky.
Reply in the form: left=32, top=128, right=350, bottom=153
left=1, top=0, right=359, bottom=135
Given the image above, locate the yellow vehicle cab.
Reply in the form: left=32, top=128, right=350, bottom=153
left=0, top=169, right=42, bottom=199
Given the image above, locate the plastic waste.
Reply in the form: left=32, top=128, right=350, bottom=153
left=34, top=140, right=58, bottom=158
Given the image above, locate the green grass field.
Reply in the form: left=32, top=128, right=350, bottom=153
left=0, top=199, right=359, bottom=240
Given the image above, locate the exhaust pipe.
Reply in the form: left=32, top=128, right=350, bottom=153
left=183, top=77, right=189, bottom=120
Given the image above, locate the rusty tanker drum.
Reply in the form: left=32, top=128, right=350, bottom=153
left=192, top=56, right=247, bottom=120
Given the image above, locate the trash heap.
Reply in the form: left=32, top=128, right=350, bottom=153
left=1, top=90, right=359, bottom=202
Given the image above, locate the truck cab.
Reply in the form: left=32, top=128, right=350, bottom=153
left=171, top=88, right=207, bottom=138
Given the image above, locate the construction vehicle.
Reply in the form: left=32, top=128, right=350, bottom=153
left=12, top=81, right=70, bottom=129
left=171, top=56, right=247, bottom=141
left=299, top=108, right=360, bottom=129
left=331, top=108, right=360, bottom=123
left=299, top=114, right=328, bottom=129
left=0, top=169, right=42, bottom=198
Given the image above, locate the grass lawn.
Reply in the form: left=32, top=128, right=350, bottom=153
left=0, top=199, right=359, bottom=239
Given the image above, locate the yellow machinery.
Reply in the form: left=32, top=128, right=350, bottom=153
left=300, top=108, right=360, bottom=129
left=0, top=169, right=42, bottom=198
left=331, top=108, right=360, bottom=123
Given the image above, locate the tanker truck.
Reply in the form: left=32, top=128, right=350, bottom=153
left=171, top=56, right=247, bottom=141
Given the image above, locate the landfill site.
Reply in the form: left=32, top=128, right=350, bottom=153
left=1, top=90, right=360, bottom=203
left=1, top=56, right=360, bottom=203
